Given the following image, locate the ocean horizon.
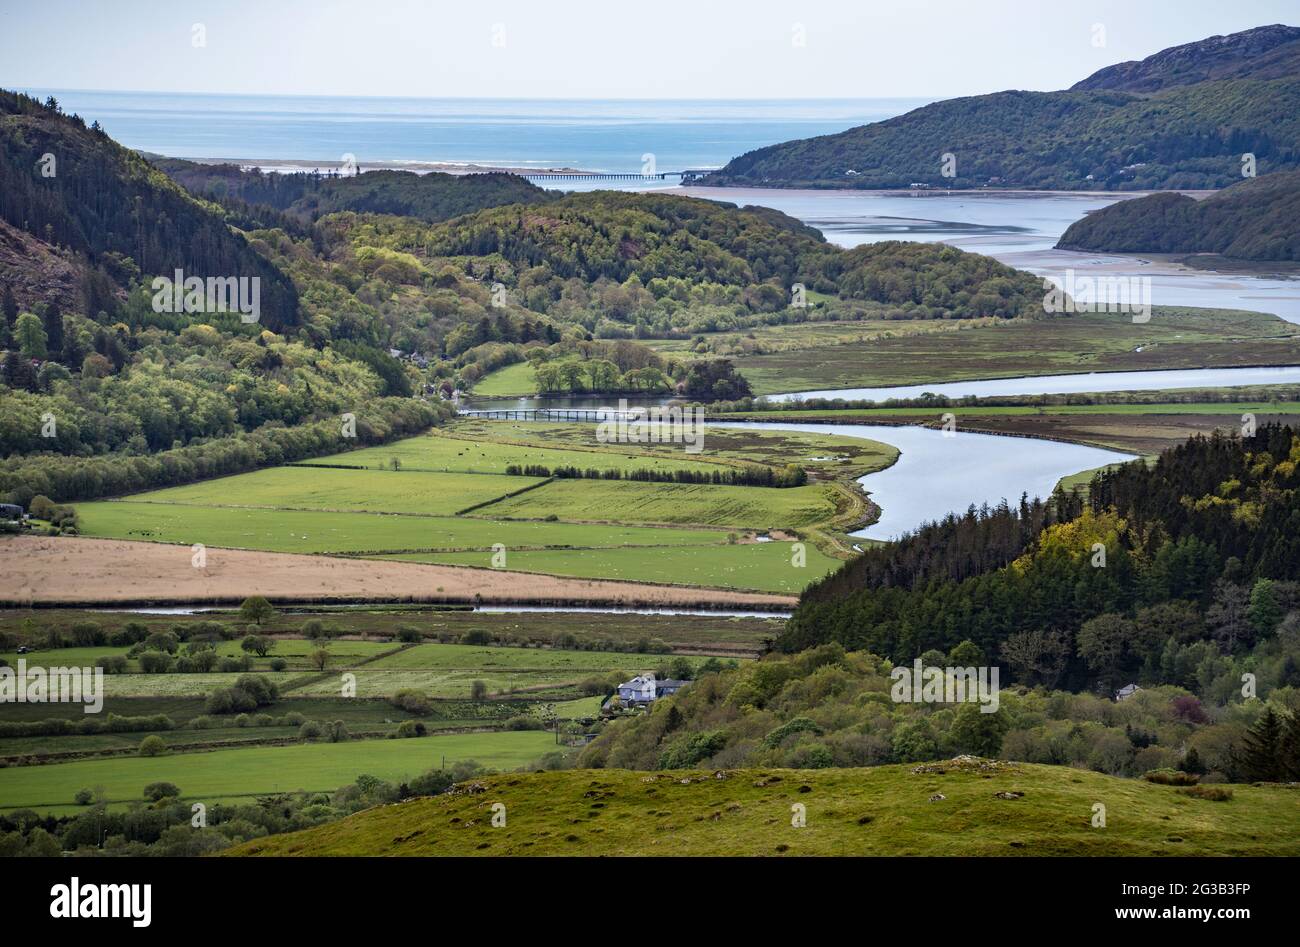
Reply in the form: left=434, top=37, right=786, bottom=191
left=13, top=88, right=931, bottom=173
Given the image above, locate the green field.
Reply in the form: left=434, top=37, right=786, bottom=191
left=130, top=466, right=543, bottom=516
left=0, top=608, right=783, bottom=659
left=291, top=641, right=712, bottom=698
left=384, top=541, right=839, bottom=594
left=309, top=427, right=725, bottom=476
left=70, top=418, right=893, bottom=591
left=471, top=360, right=538, bottom=396
left=76, top=501, right=731, bottom=554
left=473, top=479, right=841, bottom=529
left=0, top=731, right=558, bottom=810
left=227, top=762, right=1300, bottom=856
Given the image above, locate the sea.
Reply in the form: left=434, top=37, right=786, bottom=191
left=18, top=89, right=929, bottom=174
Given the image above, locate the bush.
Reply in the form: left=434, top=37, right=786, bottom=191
left=393, top=720, right=427, bottom=738
left=461, top=629, right=492, bottom=646
left=470, top=680, right=488, bottom=700
left=138, top=735, right=168, bottom=757
left=269, top=657, right=288, bottom=672
left=1143, top=768, right=1199, bottom=786
left=390, top=690, right=432, bottom=716
left=218, top=656, right=251, bottom=673
left=69, top=622, right=106, bottom=646
left=204, top=674, right=279, bottom=714
left=143, top=631, right=179, bottom=654
left=1179, top=785, right=1233, bottom=801
left=397, top=626, right=423, bottom=643
left=95, top=655, right=128, bottom=674
left=74, top=788, right=94, bottom=806
left=298, top=720, right=324, bottom=742
left=143, top=781, right=180, bottom=802
left=137, top=651, right=174, bottom=674
left=505, top=715, right=543, bottom=731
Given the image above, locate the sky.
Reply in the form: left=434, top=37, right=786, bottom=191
left=1, top=0, right=1297, bottom=99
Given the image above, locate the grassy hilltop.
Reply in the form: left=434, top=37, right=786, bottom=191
left=229, top=759, right=1300, bottom=857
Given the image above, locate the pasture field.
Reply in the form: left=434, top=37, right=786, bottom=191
left=307, top=426, right=726, bottom=476
left=384, top=542, right=838, bottom=594
left=67, top=418, right=894, bottom=591
left=471, top=479, right=841, bottom=529
left=229, top=763, right=1300, bottom=857
left=128, top=466, right=543, bottom=516
left=709, top=308, right=1300, bottom=395
left=75, top=501, right=731, bottom=553
left=470, top=360, right=537, bottom=396
left=451, top=419, right=898, bottom=480
left=291, top=640, right=713, bottom=698
left=0, top=731, right=558, bottom=811
left=0, top=609, right=783, bottom=658
left=1, top=638, right=713, bottom=700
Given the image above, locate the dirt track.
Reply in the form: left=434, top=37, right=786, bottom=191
left=0, top=536, right=796, bottom=609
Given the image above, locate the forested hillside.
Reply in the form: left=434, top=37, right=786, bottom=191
left=152, top=159, right=554, bottom=225
left=570, top=428, right=1300, bottom=783
left=0, top=91, right=298, bottom=329
left=1071, top=23, right=1300, bottom=92
left=1056, top=169, right=1300, bottom=260
left=781, top=424, right=1300, bottom=680
left=702, top=26, right=1300, bottom=190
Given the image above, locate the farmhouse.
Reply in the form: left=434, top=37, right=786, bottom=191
left=615, top=674, right=688, bottom=706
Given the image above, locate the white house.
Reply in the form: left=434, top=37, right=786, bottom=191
left=615, top=674, right=688, bottom=706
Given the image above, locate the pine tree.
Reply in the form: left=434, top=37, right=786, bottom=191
left=1, top=283, right=17, bottom=327
left=43, top=300, right=64, bottom=361
left=1236, top=707, right=1284, bottom=782
left=1280, top=711, right=1300, bottom=782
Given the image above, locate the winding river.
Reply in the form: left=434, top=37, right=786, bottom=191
left=467, top=363, right=1300, bottom=540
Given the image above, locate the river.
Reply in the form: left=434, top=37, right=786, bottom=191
left=677, top=185, right=1300, bottom=324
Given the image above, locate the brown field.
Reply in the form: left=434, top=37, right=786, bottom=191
left=0, top=536, right=795, bottom=609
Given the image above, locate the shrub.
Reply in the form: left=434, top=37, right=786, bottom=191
left=138, top=735, right=168, bottom=757
left=505, top=715, right=543, bottom=731
left=1143, top=768, right=1199, bottom=786
left=461, top=629, right=492, bottom=645
left=298, top=720, right=324, bottom=742
left=393, top=720, right=427, bottom=738
left=137, top=651, right=174, bottom=674
left=204, top=674, right=279, bottom=714
left=470, top=680, right=488, bottom=699
left=1179, top=785, right=1233, bottom=801
left=74, top=788, right=94, bottom=806
left=191, top=650, right=219, bottom=673
left=69, top=622, right=106, bottom=647
left=95, top=655, right=128, bottom=674
left=143, top=781, right=181, bottom=802
left=269, top=657, right=288, bottom=671
left=397, top=626, right=423, bottom=643
left=143, top=632, right=179, bottom=654
left=390, top=690, right=432, bottom=716
left=218, top=656, right=251, bottom=673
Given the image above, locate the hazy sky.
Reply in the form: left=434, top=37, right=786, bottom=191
left=2, top=0, right=1297, bottom=99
